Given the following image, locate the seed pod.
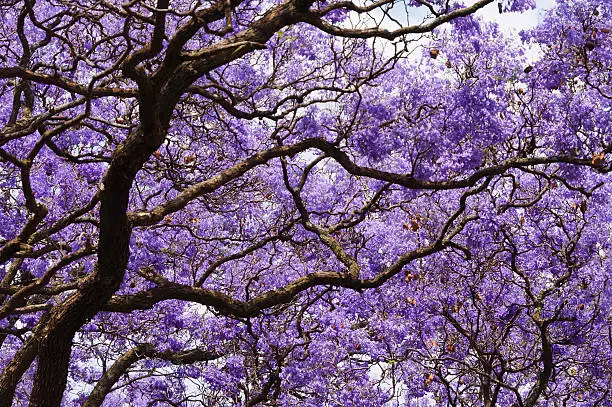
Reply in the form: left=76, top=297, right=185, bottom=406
left=591, top=152, right=605, bottom=166
left=405, top=272, right=414, bottom=283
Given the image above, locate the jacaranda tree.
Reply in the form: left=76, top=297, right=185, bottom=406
left=0, top=0, right=610, bottom=405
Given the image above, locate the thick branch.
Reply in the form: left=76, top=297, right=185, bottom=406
left=303, top=0, right=495, bottom=39
left=83, top=344, right=220, bottom=407
left=0, top=67, right=137, bottom=97
left=129, top=138, right=604, bottom=228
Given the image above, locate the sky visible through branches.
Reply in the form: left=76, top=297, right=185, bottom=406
left=0, top=0, right=610, bottom=406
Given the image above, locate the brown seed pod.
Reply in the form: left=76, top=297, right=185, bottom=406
left=405, top=272, right=414, bottom=283
left=592, top=152, right=605, bottom=166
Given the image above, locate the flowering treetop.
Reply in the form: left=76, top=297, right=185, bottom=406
left=0, top=0, right=610, bottom=406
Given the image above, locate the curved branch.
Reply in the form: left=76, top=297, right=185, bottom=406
left=83, top=344, right=220, bottom=407
left=0, top=67, right=137, bottom=98
left=129, top=138, right=606, bottom=228
left=303, top=0, right=495, bottom=40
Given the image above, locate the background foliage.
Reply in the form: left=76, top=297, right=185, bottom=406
left=0, top=0, right=610, bottom=405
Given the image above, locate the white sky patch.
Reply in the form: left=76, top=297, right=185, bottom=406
left=378, top=0, right=559, bottom=33
left=480, top=0, right=557, bottom=33
left=359, top=0, right=558, bottom=62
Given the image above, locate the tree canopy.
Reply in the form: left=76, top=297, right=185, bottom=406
left=0, top=0, right=610, bottom=405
